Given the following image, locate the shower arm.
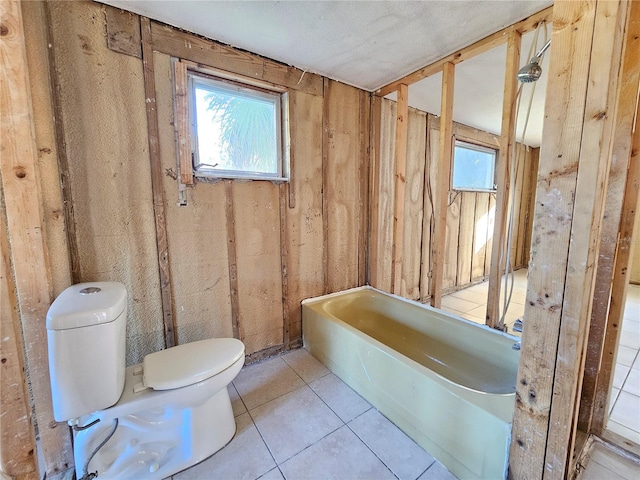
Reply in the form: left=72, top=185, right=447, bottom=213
left=529, top=39, right=551, bottom=64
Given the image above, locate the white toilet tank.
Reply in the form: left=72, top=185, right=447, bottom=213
left=47, top=282, right=127, bottom=422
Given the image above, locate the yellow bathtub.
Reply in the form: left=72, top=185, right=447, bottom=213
left=302, top=286, right=520, bottom=480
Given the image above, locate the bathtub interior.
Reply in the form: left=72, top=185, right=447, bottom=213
left=318, top=288, right=520, bottom=395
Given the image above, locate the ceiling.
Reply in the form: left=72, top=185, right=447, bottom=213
left=98, top=1, right=553, bottom=146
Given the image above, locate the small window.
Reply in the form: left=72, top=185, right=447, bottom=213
left=452, top=141, right=497, bottom=192
left=189, top=72, right=288, bottom=181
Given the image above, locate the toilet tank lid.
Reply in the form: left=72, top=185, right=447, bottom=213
left=143, top=338, right=245, bottom=390
left=46, top=282, right=127, bottom=330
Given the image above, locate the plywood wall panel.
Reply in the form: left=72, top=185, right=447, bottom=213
left=443, top=193, right=461, bottom=290
left=286, top=90, right=325, bottom=344
left=401, top=108, right=427, bottom=299
left=324, top=80, right=363, bottom=292
left=485, top=194, right=496, bottom=280
left=420, top=116, right=438, bottom=301
left=457, top=191, right=476, bottom=286
left=471, top=193, right=491, bottom=282
left=371, top=99, right=397, bottom=292
left=233, top=182, right=284, bottom=354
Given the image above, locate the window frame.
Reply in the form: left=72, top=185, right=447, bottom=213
left=187, top=70, right=290, bottom=182
left=451, top=139, right=498, bottom=193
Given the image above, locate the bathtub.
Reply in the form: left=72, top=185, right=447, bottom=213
left=302, top=286, right=520, bottom=480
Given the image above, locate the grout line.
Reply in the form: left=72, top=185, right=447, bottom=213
left=344, top=421, right=400, bottom=480
left=245, top=402, right=281, bottom=469
left=274, top=424, right=345, bottom=468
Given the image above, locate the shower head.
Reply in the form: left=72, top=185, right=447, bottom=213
left=516, top=39, right=551, bottom=83
left=517, top=58, right=543, bottom=83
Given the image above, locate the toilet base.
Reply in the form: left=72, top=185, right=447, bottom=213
left=73, top=374, right=238, bottom=479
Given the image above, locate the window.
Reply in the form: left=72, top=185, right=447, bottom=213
left=188, top=72, right=288, bottom=181
left=452, top=140, right=497, bottom=191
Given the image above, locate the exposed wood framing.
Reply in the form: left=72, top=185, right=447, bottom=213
left=581, top=0, right=640, bottom=435
left=1, top=201, right=37, bottom=479
left=0, top=0, right=73, bottom=474
left=430, top=62, right=454, bottom=308
left=592, top=87, right=639, bottom=441
left=224, top=180, right=241, bottom=340
left=141, top=16, right=176, bottom=348
left=545, top=1, right=628, bottom=473
left=368, top=94, right=383, bottom=286
left=279, top=183, right=290, bottom=348
left=359, top=90, right=370, bottom=287
left=420, top=113, right=434, bottom=302
left=322, top=78, right=330, bottom=294
left=486, top=30, right=521, bottom=330
left=104, top=5, right=142, bottom=58
left=173, top=60, right=194, bottom=185
left=376, top=6, right=552, bottom=97
left=508, top=1, right=629, bottom=478
left=43, top=1, right=80, bottom=284
left=392, top=83, right=409, bottom=295
left=149, top=21, right=322, bottom=96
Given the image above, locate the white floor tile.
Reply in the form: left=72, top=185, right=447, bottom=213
left=251, top=385, right=343, bottom=464
left=281, top=348, right=330, bottom=384
left=258, top=468, right=285, bottom=480
left=622, top=368, right=640, bottom=395
left=417, top=461, right=457, bottom=480
left=348, top=409, right=436, bottom=480
left=234, top=357, right=305, bottom=410
left=174, top=412, right=275, bottom=480
left=309, top=373, right=371, bottom=423
left=450, top=289, right=488, bottom=305
left=620, top=331, right=640, bottom=350
left=609, top=391, right=640, bottom=433
left=616, top=345, right=638, bottom=367
left=633, top=354, right=640, bottom=371
left=441, top=296, right=479, bottom=314
left=613, top=365, right=630, bottom=390
left=279, top=426, right=396, bottom=480
left=610, top=388, right=620, bottom=413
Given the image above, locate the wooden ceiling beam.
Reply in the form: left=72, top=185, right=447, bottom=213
left=375, top=6, right=552, bottom=97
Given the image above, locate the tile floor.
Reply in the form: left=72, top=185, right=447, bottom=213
left=608, top=284, right=640, bottom=445
left=440, top=269, right=528, bottom=336
left=171, top=348, right=455, bottom=480
left=442, top=272, right=640, bottom=446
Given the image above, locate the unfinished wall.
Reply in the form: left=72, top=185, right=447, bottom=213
left=44, top=1, right=165, bottom=365
left=370, top=98, right=538, bottom=301
left=23, top=0, right=368, bottom=365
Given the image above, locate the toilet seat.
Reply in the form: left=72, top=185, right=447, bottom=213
left=143, top=338, right=244, bottom=390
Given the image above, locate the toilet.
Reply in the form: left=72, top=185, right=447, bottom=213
left=46, top=282, right=245, bottom=479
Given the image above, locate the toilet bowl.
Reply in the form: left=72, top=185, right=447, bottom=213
left=46, top=282, right=245, bottom=479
